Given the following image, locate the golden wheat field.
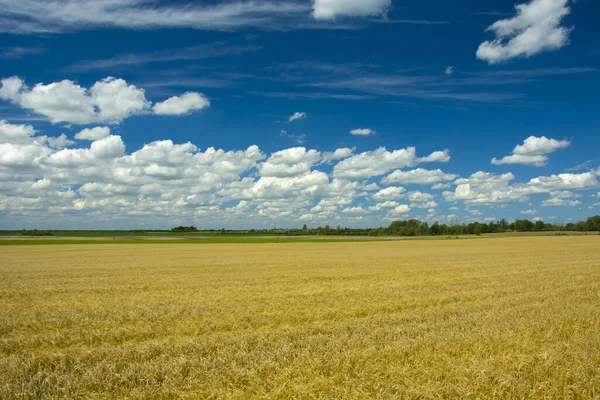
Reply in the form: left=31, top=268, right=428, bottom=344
left=1, top=237, right=600, bottom=399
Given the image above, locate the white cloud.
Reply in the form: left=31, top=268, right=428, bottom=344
left=373, top=186, right=406, bottom=200
left=388, top=204, right=411, bottom=216
left=492, top=154, right=550, bottom=167
left=417, top=149, right=451, bottom=163
left=0, top=119, right=73, bottom=151
left=0, top=119, right=36, bottom=144
left=521, top=209, right=537, bottom=215
left=0, top=76, right=23, bottom=100
left=382, top=168, right=457, bottom=185
left=259, top=147, right=321, bottom=177
left=549, top=190, right=579, bottom=199
left=350, top=128, right=375, bottom=136
left=513, top=135, right=571, bottom=155
left=46, top=134, right=74, bottom=149
left=445, top=66, right=455, bottom=76
left=444, top=170, right=598, bottom=206
left=541, top=198, right=581, bottom=207
left=333, top=147, right=452, bottom=181
left=341, top=206, right=367, bottom=214
left=288, top=112, right=307, bottom=123
left=152, top=92, right=210, bottom=116
left=91, top=78, right=152, bottom=123
left=248, top=171, right=329, bottom=200
left=1, top=121, right=598, bottom=229
left=321, top=147, right=354, bottom=164
left=279, top=130, right=307, bottom=144
left=0, top=0, right=312, bottom=34
left=369, top=200, right=399, bottom=211
left=0, top=76, right=210, bottom=125
left=476, top=0, right=572, bottom=64
left=313, top=0, right=391, bottom=20
left=333, top=147, right=419, bottom=180
left=407, top=191, right=437, bottom=208
left=45, top=135, right=126, bottom=167
left=525, top=172, right=598, bottom=193
left=443, top=171, right=524, bottom=205
left=74, top=127, right=111, bottom=141
left=492, top=136, right=570, bottom=166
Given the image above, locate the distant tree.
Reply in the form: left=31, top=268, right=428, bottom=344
left=535, top=221, right=546, bottom=231
left=585, top=215, right=600, bottom=231
left=498, top=219, right=509, bottom=232
left=171, top=226, right=198, bottom=232
left=513, top=219, right=533, bottom=232
left=430, top=222, right=441, bottom=236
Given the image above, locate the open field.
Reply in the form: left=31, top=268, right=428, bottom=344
left=1, top=237, right=600, bottom=399
left=0, top=231, right=597, bottom=246
left=0, top=237, right=390, bottom=246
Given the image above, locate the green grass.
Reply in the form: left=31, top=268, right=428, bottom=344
left=1, top=237, right=599, bottom=398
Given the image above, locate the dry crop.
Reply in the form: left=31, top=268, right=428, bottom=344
left=1, top=237, right=599, bottom=399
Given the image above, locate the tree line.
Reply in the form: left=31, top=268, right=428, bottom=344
left=12, top=216, right=599, bottom=237
left=177, top=215, right=600, bottom=237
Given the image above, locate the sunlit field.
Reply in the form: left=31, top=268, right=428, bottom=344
left=1, top=237, right=599, bottom=399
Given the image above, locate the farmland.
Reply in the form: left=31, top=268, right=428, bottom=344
left=1, top=237, right=599, bottom=399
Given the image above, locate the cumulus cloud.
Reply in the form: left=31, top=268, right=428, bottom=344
left=288, top=112, right=307, bottom=123
left=0, top=76, right=208, bottom=125
left=492, top=154, right=549, bottom=167
left=321, top=147, right=354, bottom=164
left=521, top=209, right=537, bottom=215
left=46, top=134, right=74, bottom=149
left=406, top=191, right=437, bottom=208
left=259, top=147, right=321, bottom=177
left=0, top=76, right=23, bottom=100
left=0, top=119, right=36, bottom=145
left=476, top=0, right=572, bottom=64
left=445, top=66, right=455, bottom=76
left=152, top=92, right=210, bottom=116
left=492, top=136, right=570, bottom=166
left=417, top=149, right=451, bottom=163
left=541, top=198, right=581, bottom=207
left=248, top=171, right=329, bottom=200
left=333, top=147, right=449, bottom=181
left=387, top=204, right=411, bottom=216
left=350, top=128, right=375, bottom=136
left=369, top=200, right=400, bottom=211
left=313, top=0, right=391, bottom=20
left=0, top=119, right=72, bottom=150
left=1, top=120, right=598, bottom=228
left=382, top=168, right=458, bottom=185
left=74, top=127, right=111, bottom=141
left=512, top=135, right=571, bottom=155
left=444, top=170, right=598, bottom=205
left=342, top=206, right=368, bottom=214
left=373, top=186, right=406, bottom=200
left=525, top=172, right=598, bottom=193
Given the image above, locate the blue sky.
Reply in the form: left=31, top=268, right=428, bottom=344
left=0, top=0, right=599, bottom=230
